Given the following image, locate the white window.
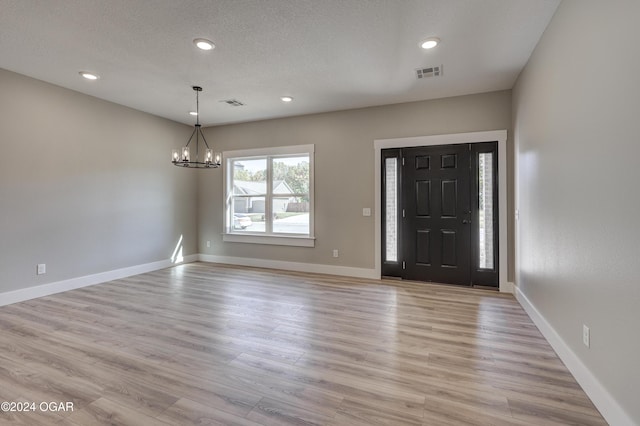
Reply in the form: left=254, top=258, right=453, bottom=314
left=223, top=144, right=314, bottom=247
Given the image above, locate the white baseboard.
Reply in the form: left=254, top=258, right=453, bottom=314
left=0, top=254, right=198, bottom=307
left=503, top=281, right=515, bottom=293
left=198, top=254, right=378, bottom=280
left=514, top=285, right=634, bottom=426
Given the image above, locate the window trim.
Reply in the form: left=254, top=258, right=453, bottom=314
left=222, top=144, right=315, bottom=247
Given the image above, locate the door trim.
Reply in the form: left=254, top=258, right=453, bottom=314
left=374, top=130, right=508, bottom=292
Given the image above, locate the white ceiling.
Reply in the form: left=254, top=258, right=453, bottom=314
left=0, top=0, right=560, bottom=126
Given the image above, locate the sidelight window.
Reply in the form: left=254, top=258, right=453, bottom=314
left=478, top=152, right=494, bottom=269
left=384, top=157, right=399, bottom=262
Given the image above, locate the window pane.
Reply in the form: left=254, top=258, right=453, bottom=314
left=232, top=159, right=267, bottom=196
left=272, top=156, right=309, bottom=194
left=385, top=158, right=398, bottom=262
left=232, top=196, right=265, bottom=232
left=478, top=153, right=494, bottom=269
left=272, top=197, right=309, bottom=234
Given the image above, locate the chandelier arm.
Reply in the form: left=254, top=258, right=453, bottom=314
left=198, top=127, right=211, bottom=149
left=185, top=127, right=197, bottom=147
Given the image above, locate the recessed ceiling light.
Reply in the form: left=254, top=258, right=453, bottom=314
left=420, top=37, right=440, bottom=50
left=281, top=96, right=293, bottom=102
left=193, top=38, right=215, bottom=51
left=189, top=111, right=198, bottom=116
left=79, top=71, right=99, bottom=80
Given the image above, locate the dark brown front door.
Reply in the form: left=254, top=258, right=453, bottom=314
left=403, top=144, right=472, bottom=285
left=381, top=142, right=499, bottom=287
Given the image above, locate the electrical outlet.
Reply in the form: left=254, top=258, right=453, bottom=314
left=332, top=249, right=339, bottom=258
left=206, top=240, right=211, bottom=248
left=583, top=324, right=590, bottom=348
left=37, top=264, right=46, bottom=275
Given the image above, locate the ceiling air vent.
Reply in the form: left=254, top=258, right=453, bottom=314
left=220, top=99, right=245, bottom=107
left=415, top=65, right=443, bottom=79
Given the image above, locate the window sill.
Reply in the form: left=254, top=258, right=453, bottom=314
left=222, top=233, right=315, bottom=247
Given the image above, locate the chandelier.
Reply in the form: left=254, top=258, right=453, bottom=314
left=172, top=86, right=221, bottom=168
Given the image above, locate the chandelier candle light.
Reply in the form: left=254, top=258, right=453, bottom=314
left=172, top=86, right=221, bottom=168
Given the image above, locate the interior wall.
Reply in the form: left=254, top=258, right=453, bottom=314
left=199, top=90, right=514, bottom=277
left=0, top=68, right=197, bottom=294
left=513, top=0, right=640, bottom=422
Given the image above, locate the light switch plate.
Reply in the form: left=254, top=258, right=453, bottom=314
left=583, top=324, right=590, bottom=348
left=362, top=208, right=371, bottom=217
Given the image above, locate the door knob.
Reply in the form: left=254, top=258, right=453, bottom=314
left=462, top=219, right=471, bottom=224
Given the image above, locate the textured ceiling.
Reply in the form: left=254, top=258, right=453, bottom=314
left=0, top=0, right=559, bottom=126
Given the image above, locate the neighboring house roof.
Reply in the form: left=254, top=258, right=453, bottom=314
left=233, top=180, right=294, bottom=195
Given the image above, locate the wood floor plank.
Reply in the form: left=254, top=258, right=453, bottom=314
left=491, top=379, right=603, bottom=417
left=329, top=398, right=424, bottom=426
left=60, top=397, right=172, bottom=426
left=0, top=352, right=101, bottom=416
left=90, top=356, right=264, bottom=418
left=422, top=400, right=534, bottom=426
left=246, top=396, right=334, bottom=426
left=190, top=364, right=346, bottom=418
left=157, top=398, right=264, bottom=426
left=507, top=397, right=607, bottom=426
left=0, top=262, right=606, bottom=425
left=229, top=352, right=427, bottom=418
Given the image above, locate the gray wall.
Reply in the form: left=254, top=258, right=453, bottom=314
left=199, top=90, right=514, bottom=277
left=0, top=69, right=197, bottom=293
left=513, top=0, right=640, bottom=422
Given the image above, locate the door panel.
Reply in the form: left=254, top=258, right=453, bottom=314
left=415, top=181, right=431, bottom=216
left=441, top=180, right=458, bottom=217
left=441, top=154, right=457, bottom=169
left=416, top=155, right=430, bottom=170
left=416, top=230, right=431, bottom=265
left=403, top=144, right=471, bottom=285
left=441, top=230, right=457, bottom=267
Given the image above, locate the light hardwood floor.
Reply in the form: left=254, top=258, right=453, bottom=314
left=0, top=262, right=606, bottom=425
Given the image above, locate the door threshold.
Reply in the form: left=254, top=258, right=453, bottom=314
left=382, top=276, right=499, bottom=291
left=381, top=276, right=403, bottom=281
left=472, top=284, right=499, bottom=291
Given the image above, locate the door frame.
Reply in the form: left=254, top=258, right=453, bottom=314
left=374, top=130, right=509, bottom=292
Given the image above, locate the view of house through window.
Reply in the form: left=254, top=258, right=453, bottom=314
left=478, top=152, right=494, bottom=269
left=228, top=150, right=311, bottom=237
